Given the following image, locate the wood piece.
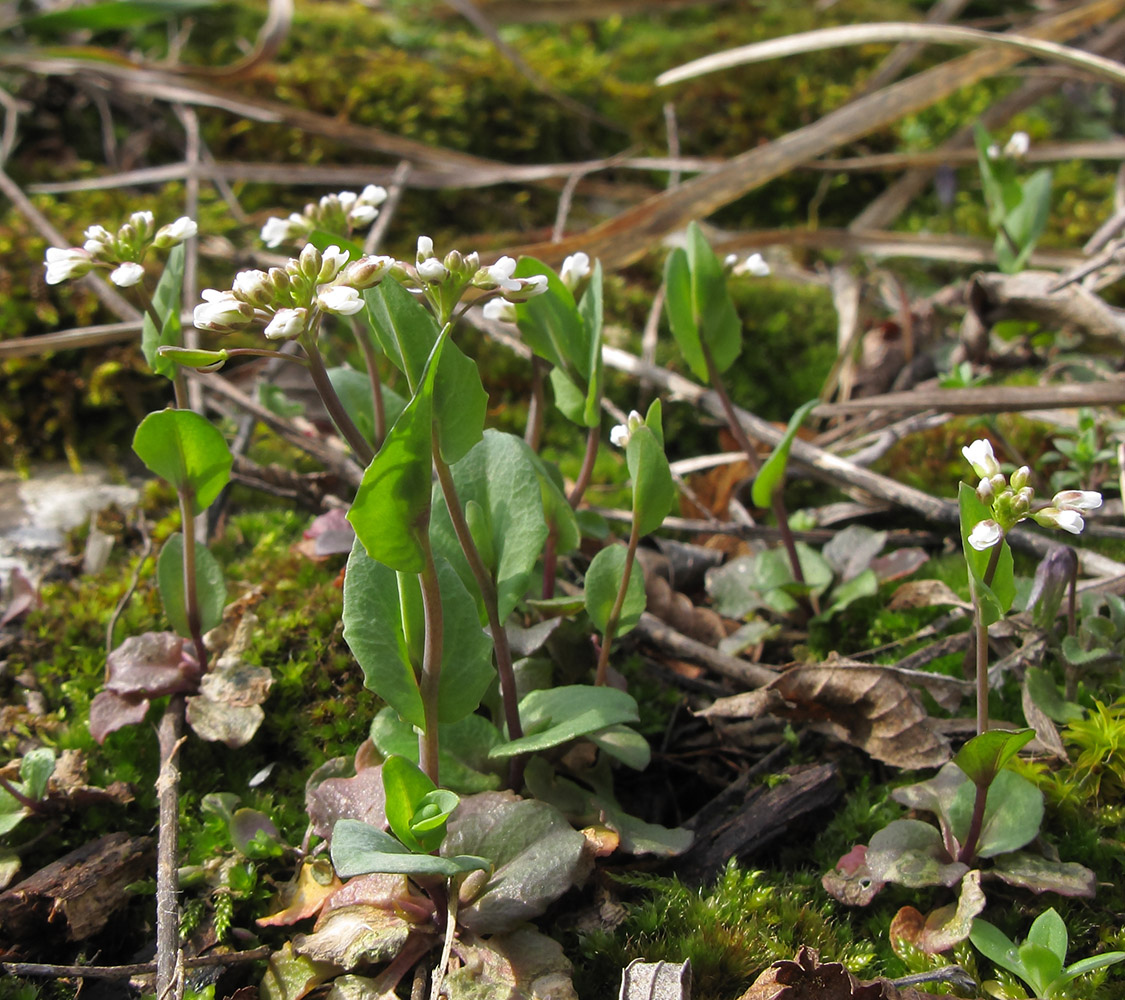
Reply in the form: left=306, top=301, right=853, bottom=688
left=0, top=832, right=154, bottom=940
left=634, top=612, right=779, bottom=688
left=814, top=379, right=1125, bottom=416
left=676, top=763, right=840, bottom=885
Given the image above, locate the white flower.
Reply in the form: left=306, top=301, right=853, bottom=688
left=417, top=258, right=448, bottom=282
left=336, top=191, right=358, bottom=210
left=44, top=246, right=94, bottom=284
left=110, top=261, right=145, bottom=287
left=154, top=216, right=197, bottom=248
left=233, top=269, right=272, bottom=306
left=485, top=256, right=521, bottom=292
left=968, top=519, right=1003, bottom=550
left=318, top=245, right=351, bottom=282
left=264, top=307, right=308, bottom=340
left=261, top=217, right=292, bottom=248
left=503, top=273, right=548, bottom=301
left=962, top=439, right=1001, bottom=480
left=560, top=252, right=590, bottom=289
left=317, top=284, right=364, bottom=315
left=129, top=210, right=154, bottom=231
left=417, top=235, right=434, bottom=260
left=610, top=410, right=643, bottom=448
left=1036, top=507, right=1086, bottom=534
left=193, top=289, right=253, bottom=331
left=358, top=184, right=387, bottom=207
left=348, top=204, right=379, bottom=226
left=1052, top=490, right=1102, bottom=512
left=482, top=298, right=517, bottom=323
left=82, top=225, right=114, bottom=256
left=1004, top=131, right=1030, bottom=159
left=736, top=253, right=770, bottom=277
left=987, top=143, right=1001, bottom=161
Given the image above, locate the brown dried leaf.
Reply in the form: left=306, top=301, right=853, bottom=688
left=718, top=663, right=951, bottom=769
left=889, top=870, right=985, bottom=954
left=737, top=946, right=933, bottom=1000
left=293, top=903, right=416, bottom=967
left=184, top=697, right=265, bottom=748
left=198, top=662, right=274, bottom=707
left=447, top=927, right=576, bottom=1000
left=257, top=859, right=343, bottom=928
left=887, top=580, right=971, bottom=611
left=822, top=845, right=884, bottom=907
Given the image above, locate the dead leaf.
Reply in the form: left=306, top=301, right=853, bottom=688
left=184, top=698, right=265, bottom=748
left=822, top=844, right=884, bottom=907
left=869, top=548, right=929, bottom=583
left=447, top=927, right=576, bottom=1000
left=105, top=631, right=201, bottom=698
left=0, top=567, right=38, bottom=627
left=887, top=580, right=971, bottom=611
left=297, top=509, right=356, bottom=560
left=737, top=946, right=933, bottom=1000
left=293, top=903, right=416, bottom=967
left=889, top=870, right=985, bottom=953
left=88, top=689, right=153, bottom=744
left=258, top=859, right=343, bottom=928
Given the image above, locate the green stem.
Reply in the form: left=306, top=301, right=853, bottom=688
left=301, top=330, right=376, bottom=466
left=975, top=540, right=1004, bottom=737
left=351, top=319, right=387, bottom=447
left=417, top=531, right=443, bottom=785
left=155, top=694, right=185, bottom=1000
left=178, top=486, right=208, bottom=673
left=432, top=445, right=526, bottom=788
left=595, top=519, right=641, bottom=687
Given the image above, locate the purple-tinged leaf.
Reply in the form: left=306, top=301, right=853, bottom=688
left=89, top=690, right=151, bottom=743
left=105, top=631, right=199, bottom=697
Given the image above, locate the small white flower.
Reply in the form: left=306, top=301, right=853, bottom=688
left=82, top=225, right=114, bottom=256
left=44, top=246, right=94, bottom=284
left=110, top=261, right=145, bottom=287
left=485, top=256, right=521, bottom=292
left=560, top=252, right=590, bottom=290
left=264, top=307, right=308, bottom=340
left=193, top=289, right=253, bottom=330
left=318, top=245, right=351, bottom=282
left=503, top=273, right=548, bottom=301
left=129, top=210, right=155, bottom=231
left=1055, top=509, right=1085, bottom=534
left=736, top=253, right=770, bottom=277
left=336, top=191, right=358, bottom=210
left=1052, top=490, right=1102, bottom=512
left=962, top=439, right=1001, bottom=480
left=317, top=284, right=364, bottom=315
left=968, top=519, right=1003, bottom=550
left=348, top=204, right=379, bottom=226
left=987, top=143, right=1002, bottom=161
left=1003, top=131, right=1030, bottom=159
left=233, top=269, right=273, bottom=306
left=155, top=216, right=197, bottom=247
left=260, top=215, right=299, bottom=248
left=610, top=410, right=643, bottom=448
left=482, top=298, right=517, bottom=323
left=417, top=235, right=434, bottom=260
left=417, top=258, right=448, bottom=282
left=358, top=184, right=387, bottom=207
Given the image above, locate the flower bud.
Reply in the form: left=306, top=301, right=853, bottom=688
left=342, top=255, right=393, bottom=289
left=299, top=243, right=322, bottom=280
left=967, top=519, right=1002, bottom=551
left=444, top=249, right=465, bottom=275
left=962, top=439, right=1001, bottom=480
left=560, top=252, right=591, bottom=290
left=501, top=274, right=548, bottom=302
left=317, top=284, right=364, bottom=316
left=417, top=258, right=448, bottom=283
left=1033, top=507, right=1086, bottom=535
left=264, top=307, right=308, bottom=340
left=976, top=477, right=995, bottom=504
left=194, top=289, right=254, bottom=331
left=417, top=235, right=435, bottom=262
left=154, top=216, right=198, bottom=249
left=1010, top=465, right=1031, bottom=492
left=1052, top=490, right=1103, bottom=512
left=318, top=245, right=350, bottom=283
left=482, top=298, right=517, bottom=323
left=268, top=267, right=292, bottom=301
left=233, top=269, right=274, bottom=307
left=110, top=261, right=145, bottom=287
left=83, top=225, right=115, bottom=257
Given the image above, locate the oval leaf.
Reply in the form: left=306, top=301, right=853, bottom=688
left=133, top=408, right=232, bottom=514
left=156, top=533, right=227, bottom=638
left=584, top=544, right=646, bottom=637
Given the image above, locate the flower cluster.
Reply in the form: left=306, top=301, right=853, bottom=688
left=482, top=251, right=588, bottom=323
left=724, top=251, right=771, bottom=278
left=986, top=131, right=1030, bottom=162
left=194, top=243, right=394, bottom=340
left=411, top=236, right=547, bottom=321
left=962, top=438, right=1102, bottom=550
left=45, top=212, right=197, bottom=288
left=260, top=185, right=388, bottom=248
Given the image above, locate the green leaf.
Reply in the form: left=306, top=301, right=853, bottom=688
left=490, top=685, right=640, bottom=759
left=584, top=544, right=646, bottom=637
left=947, top=768, right=1044, bottom=858
left=348, top=332, right=448, bottom=572
left=1002, top=168, right=1053, bottom=274
left=21, top=1, right=214, bottom=35
left=330, top=819, right=488, bottom=878
left=970, top=918, right=1026, bottom=982
left=1061, top=951, right=1125, bottom=984
left=751, top=398, right=818, bottom=508
left=1026, top=908, right=1068, bottom=966
left=1025, top=667, right=1084, bottom=724
left=1017, top=942, right=1063, bottom=997
left=382, top=755, right=439, bottom=853
left=140, top=243, right=185, bottom=378
left=369, top=708, right=503, bottom=794
left=953, top=728, right=1035, bottom=788
left=429, top=431, right=553, bottom=622
left=327, top=365, right=403, bottom=451
left=364, top=278, right=438, bottom=388
left=19, top=747, right=55, bottom=802
left=132, top=408, right=232, bottom=514
left=577, top=260, right=605, bottom=427
left=959, top=482, right=1015, bottom=625
left=974, top=124, right=1015, bottom=227
left=626, top=401, right=674, bottom=537
left=663, top=247, right=705, bottom=380
left=687, top=222, right=742, bottom=374
left=156, top=533, right=227, bottom=638
left=513, top=258, right=588, bottom=388
left=588, top=724, right=651, bottom=770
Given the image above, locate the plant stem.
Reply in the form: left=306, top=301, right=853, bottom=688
left=431, top=447, right=526, bottom=788
left=351, top=319, right=387, bottom=447
left=178, top=486, right=208, bottom=673
left=301, top=330, right=376, bottom=465
left=525, top=356, right=546, bottom=451
left=568, top=426, right=600, bottom=507
left=595, top=519, right=641, bottom=687
left=155, top=693, right=184, bottom=1000
left=417, top=532, right=444, bottom=785
left=975, top=540, right=1003, bottom=737
left=702, top=342, right=809, bottom=598
left=957, top=780, right=988, bottom=865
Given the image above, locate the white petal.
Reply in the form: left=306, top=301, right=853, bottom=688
left=110, top=262, right=145, bottom=287
left=1052, top=490, right=1102, bottom=512
left=962, top=439, right=1000, bottom=479
left=968, top=520, right=1002, bottom=550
